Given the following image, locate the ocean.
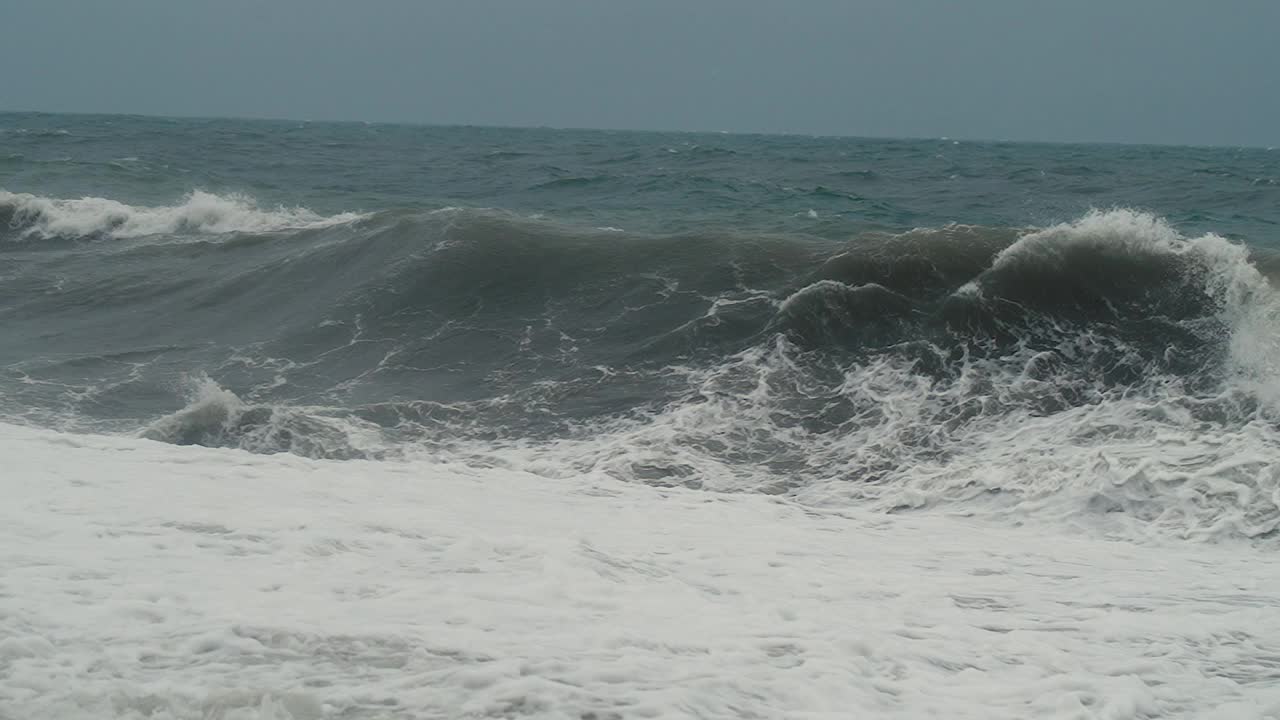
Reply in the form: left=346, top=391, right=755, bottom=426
left=3, top=111, right=1280, bottom=719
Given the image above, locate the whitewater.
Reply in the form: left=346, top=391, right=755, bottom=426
left=6, top=424, right=1280, bottom=719
left=4, top=112, right=1280, bottom=718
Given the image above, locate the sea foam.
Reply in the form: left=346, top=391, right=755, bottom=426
left=4, top=419, right=1280, bottom=718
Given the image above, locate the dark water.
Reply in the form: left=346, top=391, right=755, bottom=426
left=4, top=111, right=1280, bottom=534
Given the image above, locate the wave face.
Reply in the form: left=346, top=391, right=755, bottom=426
left=5, top=113, right=1280, bottom=541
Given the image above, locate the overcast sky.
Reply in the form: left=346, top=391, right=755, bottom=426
left=4, top=0, right=1277, bottom=146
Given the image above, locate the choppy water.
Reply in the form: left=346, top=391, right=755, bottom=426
left=5, top=111, right=1280, bottom=540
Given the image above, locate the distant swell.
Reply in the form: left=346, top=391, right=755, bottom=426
left=0, top=190, right=365, bottom=240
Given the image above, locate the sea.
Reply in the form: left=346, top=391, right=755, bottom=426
left=4, top=111, right=1280, bottom=719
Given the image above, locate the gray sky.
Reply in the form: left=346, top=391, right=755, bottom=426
left=3, top=0, right=1277, bottom=146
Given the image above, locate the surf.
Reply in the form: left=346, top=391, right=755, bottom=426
left=5, top=199, right=1269, bottom=540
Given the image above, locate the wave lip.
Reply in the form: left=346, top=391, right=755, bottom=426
left=0, top=189, right=366, bottom=240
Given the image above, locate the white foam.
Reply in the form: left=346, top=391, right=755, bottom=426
left=2, top=420, right=1279, bottom=718
left=138, top=374, right=247, bottom=439
left=0, top=128, right=71, bottom=137
left=0, top=189, right=365, bottom=240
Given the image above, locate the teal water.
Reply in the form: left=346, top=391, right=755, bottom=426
left=4, top=111, right=1279, bottom=240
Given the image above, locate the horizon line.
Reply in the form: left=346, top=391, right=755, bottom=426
left=1, top=107, right=1273, bottom=152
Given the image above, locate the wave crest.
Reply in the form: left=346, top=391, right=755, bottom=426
left=0, top=190, right=365, bottom=240
left=139, top=376, right=380, bottom=459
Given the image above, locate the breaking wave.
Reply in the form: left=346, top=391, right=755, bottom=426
left=16, top=204, right=1267, bottom=541
left=0, top=189, right=365, bottom=240
left=139, top=375, right=383, bottom=460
